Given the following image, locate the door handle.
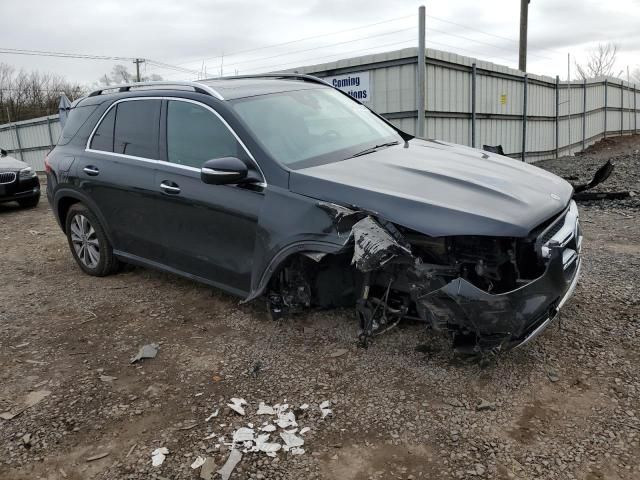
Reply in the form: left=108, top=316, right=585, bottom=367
left=160, top=181, right=181, bottom=194
left=83, top=166, right=99, bottom=176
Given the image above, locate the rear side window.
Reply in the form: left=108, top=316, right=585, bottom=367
left=58, top=104, right=99, bottom=145
left=89, top=99, right=161, bottom=159
left=90, top=107, right=115, bottom=152
left=166, top=100, right=246, bottom=168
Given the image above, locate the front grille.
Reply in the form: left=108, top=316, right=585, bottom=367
left=0, top=172, right=16, bottom=184
left=536, top=201, right=581, bottom=273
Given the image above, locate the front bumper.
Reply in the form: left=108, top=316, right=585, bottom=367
left=0, top=176, right=40, bottom=204
left=413, top=201, right=582, bottom=352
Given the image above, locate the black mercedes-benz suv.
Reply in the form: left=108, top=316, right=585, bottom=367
left=46, top=75, right=581, bottom=352
left=0, top=149, right=40, bottom=208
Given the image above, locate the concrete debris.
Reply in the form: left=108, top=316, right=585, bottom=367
left=299, top=403, right=309, bottom=410
left=232, top=427, right=255, bottom=444
left=257, top=402, right=276, bottom=415
left=1, top=389, right=51, bottom=420
left=21, top=433, right=31, bottom=447
left=151, top=447, right=169, bottom=467
left=218, top=449, right=242, bottom=480
left=228, top=397, right=247, bottom=416
left=199, top=457, right=217, bottom=480
left=130, top=343, right=159, bottom=364
left=328, top=348, right=348, bottom=358
left=319, top=400, right=333, bottom=418
left=99, top=375, right=117, bottom=382
left=276, top=410, right=297, bottom=429
left=86, top=452, right=109, bottom=462
left=190, top=456, right=206, bottom=469
left=280, top=431, right=305, bottom=451
left=300, top=427, right=310, bottom=435
left=260, top=424, right=277, bottom=432
left=290, top=447, right=305, bottom=455
left=205, top=409, right=219, bottom=421
left=476, top=399, right=496, bottom=412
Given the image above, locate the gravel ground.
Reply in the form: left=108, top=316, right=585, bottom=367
left=1, top=136, right=639, bottom=480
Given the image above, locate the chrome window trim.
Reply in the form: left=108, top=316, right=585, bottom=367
left=84, top=96, right=267, bottom=187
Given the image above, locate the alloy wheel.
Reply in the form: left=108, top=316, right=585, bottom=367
left=70, top=214, right=100, bottom=268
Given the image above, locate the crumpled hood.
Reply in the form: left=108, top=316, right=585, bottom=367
left=0, top=155, right=28, bottom=172
left=289, top=139, right=573, bottom=238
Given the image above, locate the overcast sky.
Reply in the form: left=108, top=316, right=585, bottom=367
left=1, top=0, right=640, bottom=86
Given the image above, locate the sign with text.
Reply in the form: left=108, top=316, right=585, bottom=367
left=324, top=72, right=371, bottom=103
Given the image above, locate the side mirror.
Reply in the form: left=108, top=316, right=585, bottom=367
left=201, top=157, right=248, bottom=185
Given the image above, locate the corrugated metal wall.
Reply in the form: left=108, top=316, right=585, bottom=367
left=291, top=47, right=640, bottom=162
left=2, top=47, right=639, bottom=171
left=0, top=114, right=60, bottom=171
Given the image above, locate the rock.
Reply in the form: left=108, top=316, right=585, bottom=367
left=199, top=457, right=217, bottom=480
left=476, top=399, right=496, bottom=411
left=328, top=348, right=348, bottom=358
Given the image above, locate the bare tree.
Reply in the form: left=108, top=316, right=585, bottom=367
left=97, top=64, right=163, bottom=86
left=0, top=62, right=84, bottom=123
left=575, top=43, right=620, bottom=80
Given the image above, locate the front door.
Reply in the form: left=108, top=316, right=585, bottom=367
left=153, top=99, right=264, bottom=296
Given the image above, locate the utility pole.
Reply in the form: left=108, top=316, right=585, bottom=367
left=518, top=0, right=530, bottom=72
left=133, top=58, right=145, bottom=82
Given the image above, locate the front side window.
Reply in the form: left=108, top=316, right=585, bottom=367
left=166, top=100, right=246, bottom=169
left=231, top=87, right=401, bottom=167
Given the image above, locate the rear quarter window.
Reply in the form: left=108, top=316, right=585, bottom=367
left=57, top=104, right=99, bottom=145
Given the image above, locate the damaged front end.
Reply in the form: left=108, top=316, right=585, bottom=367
left=266, top=200, right=582, bottom=353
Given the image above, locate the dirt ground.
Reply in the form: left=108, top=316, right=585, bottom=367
left=1, top=136, right=639, bottom=480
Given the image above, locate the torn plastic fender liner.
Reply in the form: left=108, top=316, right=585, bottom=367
left=412, top=247, right=575, bottom=350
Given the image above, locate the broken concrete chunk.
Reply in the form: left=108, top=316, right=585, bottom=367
left=205, top=409, right=219, bottom=421
left=476, top=399, right=496, bottom=411
left=199, top=457, right=217, bottom=480
left=280, top=431, right=304, bottom=451
left=99, top=375, right=117, bottom=382
left=260, top=424, right=276, bottom=432
left=190, top=456, right=206, bottom=469
left=257, top=402, right=276, bottom=415
left=319, top=400, right=333, bottom=418
left=328, top=348, right=348, bottom=358
left=276, top=410, right=297, bottom=429
left=130, top=343, right=159, bottom=364
left=228, top=398, right=247, bottom=416
left=218, top=449, right=242, bottom=480
left=151, top=447, right=169, bottom=467
left=232, top=427, right=255, bottom=444
left=290, top=447, right=305, bottom=455
left=1, top=390, right=52, bottom=420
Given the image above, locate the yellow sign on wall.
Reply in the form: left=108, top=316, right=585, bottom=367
left=500, top=94, right=507, bottom=105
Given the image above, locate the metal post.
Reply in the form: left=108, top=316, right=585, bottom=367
left=46, top=116, right=54, bottom=146
left=522, top=74, right=528, bottom=162
left=604, top=79, right=608, bottom=138
left=471, top=63, right=477, bottom=148
left=555, top=75, right=559, bottom=158
left=633, top=83, right=638, bottom=134
left=13, top=122, right=23, bottom=161
left=582, top=79, right=587, bottom=151
left=417, top=5, right=426, bottom=139
left=620, top=82, right=624, bottom=136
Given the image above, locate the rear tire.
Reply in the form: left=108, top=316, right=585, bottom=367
left=17, top=195, right=40, bottom=208
left=65, top=203, right=119, bottom=276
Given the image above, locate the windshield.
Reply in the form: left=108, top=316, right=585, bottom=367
left=231, top=88, right=402, bottom=168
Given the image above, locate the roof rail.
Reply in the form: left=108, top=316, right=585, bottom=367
left=205, top=73, right=333, bottom=88
left=87, top=81, right=224, bottom=100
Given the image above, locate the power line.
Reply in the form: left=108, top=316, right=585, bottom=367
left=206, top=26, right=417, bottom=71
left=0, top=47, right=135, bottom=61
left=426, top=14, right=563, bottom=56
left=170, top=13, right=415, bottom=67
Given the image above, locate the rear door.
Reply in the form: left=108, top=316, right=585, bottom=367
left=81, top=98, right=164, bottom=261
left=152, top=99, right=264, bottom=295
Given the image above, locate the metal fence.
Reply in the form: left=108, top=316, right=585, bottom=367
left=1, top=47, right=639, bottom=171
left=290, top=47, right=640, bottom=161
left=0, top=114, right=60, bottom=171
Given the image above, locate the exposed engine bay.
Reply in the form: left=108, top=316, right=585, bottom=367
left=267, top=200, right=582, bottom=353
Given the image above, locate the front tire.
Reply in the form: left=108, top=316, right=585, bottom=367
left=65, top=203, right=119, bottom=276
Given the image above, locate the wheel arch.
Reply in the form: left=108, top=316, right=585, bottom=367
left=53, top=189, right=115, bottom=245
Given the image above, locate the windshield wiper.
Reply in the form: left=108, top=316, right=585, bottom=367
left=349, top=141, right=400, bottom=158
